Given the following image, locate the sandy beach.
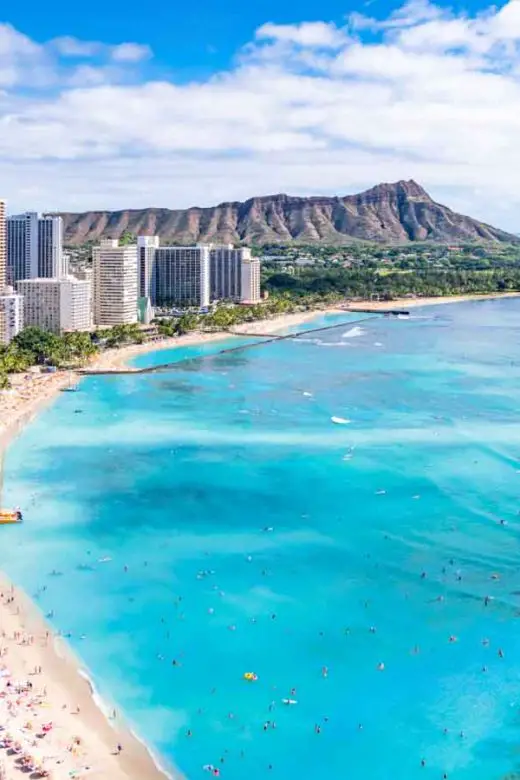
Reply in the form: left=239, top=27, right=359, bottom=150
left=88, top=330, right=231, bottom=373
left=0, top=372, right=72, bottom=458
left=0, top=575, right=173, bottom=780
left=346, top=291, right=520, bottom=310
left=88, top=308, right=346, bottom=373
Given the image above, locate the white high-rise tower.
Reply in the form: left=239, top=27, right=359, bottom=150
left=38, top=215, right=65, bottom=277
left=0, top=198, right=24, bottom=344
left=7, top=212, right=66, bottom=283
left=93, top=239, right=138, bottom=327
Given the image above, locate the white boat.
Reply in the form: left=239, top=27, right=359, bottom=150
left=331, top=416, right=350, bottom=425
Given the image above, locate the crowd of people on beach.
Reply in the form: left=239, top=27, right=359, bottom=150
left=0, top=588, right=125, bottom=780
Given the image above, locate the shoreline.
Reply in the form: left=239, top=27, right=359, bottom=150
left=346, top=291, right=520, bottom=310
left=0, top=371, right=72, bottom=458
left=2, top=292, right=519, bottom=452
left=88, top=307, right=346, bottom=373
left=0, top=572, right=176, bottom=780
left=83, top=293, right=520, bottom=372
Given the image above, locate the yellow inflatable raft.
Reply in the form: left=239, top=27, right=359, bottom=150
left=0, top=510, right=22, bottom=525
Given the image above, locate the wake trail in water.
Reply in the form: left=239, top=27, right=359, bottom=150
left=342, top=326, right=365, bottom=339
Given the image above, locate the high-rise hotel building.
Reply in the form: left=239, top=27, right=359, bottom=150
left=93, top=239, right=138, bottom=326
left=209, top=245, right=261, bottom=304
left=0, top=199, right=6, bottom=290
left=0, top=289, right=24, bottom=344
left=138, top=235, right=160, bottom=301
left=136, top=238, right=259, bottom=309
left=7, top=212, right=66, bottom=284
left=0, top=199, right=24, bottom=344
left=38, top=215, right=66, bottom=278
left=17, top=277, right=91, bottom=334
left=154, top=245, right=210, bottom=309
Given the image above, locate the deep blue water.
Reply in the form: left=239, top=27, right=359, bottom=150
left=3, top=300, right=520, bottom=780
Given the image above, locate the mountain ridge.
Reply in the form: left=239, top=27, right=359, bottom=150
left=55, top=180, right=518, bottom=245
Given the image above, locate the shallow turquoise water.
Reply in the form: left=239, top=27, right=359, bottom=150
left=3, top=300, right=520, bottom=780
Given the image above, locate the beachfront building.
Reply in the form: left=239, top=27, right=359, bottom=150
left=138, top=235, right=160, bottom=300
left=0, top=287, right=23, bottom=344
left=0, top=199, right=7, bottom=291
left=154, top=245, right=210, bottom=309
left=135, top=238, right=258, bottom=309
left=240, top=255, right=261, bottom=304
left=7, top=211, right=38, bottom=284
left=93, top=239, right=138, bottom=326
left=7, top=212, right=66, bottom=284
left=38, top=215, right=66, bottom=278
left=16, top=277, right=91, bottom=334
left=209, top=246, right=261, bottom=304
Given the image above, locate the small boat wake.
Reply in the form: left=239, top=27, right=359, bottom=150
left=342, top=326, right=365, bottom=339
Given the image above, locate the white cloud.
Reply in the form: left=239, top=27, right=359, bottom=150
left=51, top=36, right=103, bottom=58
left=349, top=0, right=442, bottom=31
left=110, top=42, right=152, bottom=63
left=256, top=21, right=347, bottom=49
left=0, top=23, right=151, bottom=89
left=0, top=24, right=39, bottom=57
left=1, top=2, right=520, bottom=232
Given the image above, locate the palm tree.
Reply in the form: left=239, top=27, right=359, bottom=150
left=176, top=314, right=200, bottom=335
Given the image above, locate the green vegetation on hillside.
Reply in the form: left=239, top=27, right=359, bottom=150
left=263, top=267, right=520, bottom=299
left=258, top=242, right=520, bottom=271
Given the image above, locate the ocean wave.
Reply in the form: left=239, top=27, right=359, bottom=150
left=342, top=326, right=365, bottom=339
left=291, top=337, right=348, bottom=347
left=77, top=669, right=180, bottom=779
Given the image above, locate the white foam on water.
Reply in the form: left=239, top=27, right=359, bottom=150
left=342, top=326, right=365, bottom=339
left=316, top=341, right=349, bottom=347
left=331, top=416, right=351, bottom=425
left=76, top=668, right=179, bottom=779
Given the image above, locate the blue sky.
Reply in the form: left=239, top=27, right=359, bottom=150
left=1, top=0, right=519, bottom=230
left=6, top=0, right=495, bottom=80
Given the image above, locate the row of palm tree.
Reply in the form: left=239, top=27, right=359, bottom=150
left=154, top=293, right=342, bottom=337
left=0, top=293, right=343, bottom=387
left=0, top=328, right=101, bottom=385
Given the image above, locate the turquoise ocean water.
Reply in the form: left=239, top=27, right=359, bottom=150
left=2, top=300, right=520, bottom=779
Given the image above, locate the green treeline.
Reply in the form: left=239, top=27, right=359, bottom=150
left=263, top=268, right=520, bottom=298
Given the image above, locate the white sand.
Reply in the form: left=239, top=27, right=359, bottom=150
left=0, top=576, right=174, bottom=780
left=347, top=292, right=520, bottom=310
